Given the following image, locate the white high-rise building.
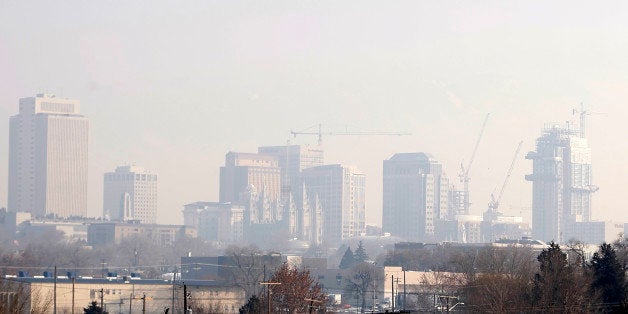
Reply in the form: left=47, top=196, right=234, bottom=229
left=8, top=94, right=89, bottom=218
left=302, top=164, right=365, bottom=244
left=103, top=166, right=158, bottom=224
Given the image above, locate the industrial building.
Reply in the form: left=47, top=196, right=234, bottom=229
left=1, top=275, right=244, bottom=313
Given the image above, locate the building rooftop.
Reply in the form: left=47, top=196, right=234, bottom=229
left=388, top=152, right=435, bottom=162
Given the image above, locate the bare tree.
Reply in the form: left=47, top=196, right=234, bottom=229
left=225, top=245, right=267, bottom=299
left=464, top=245, right=537, bottom=312
left=0, top=279, right=52, bottom=314
left=344, top=262, right=381, bottom=313
left=260, top=263, right=326, bottom=313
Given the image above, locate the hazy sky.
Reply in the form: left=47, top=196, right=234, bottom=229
left=2, top=1, right=628, bottom=226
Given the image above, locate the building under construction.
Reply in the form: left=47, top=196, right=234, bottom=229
left=525, top=121, right=599, bottom=244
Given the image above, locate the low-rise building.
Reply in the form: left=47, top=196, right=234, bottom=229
left=87, top=222, right=196, bottom=246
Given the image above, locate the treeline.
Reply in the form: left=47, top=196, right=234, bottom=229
left=463, top=240, right=627, bottom=312
left=0, top=229, right=219, bottom=278
left=384, top=238, right=628, bottom=312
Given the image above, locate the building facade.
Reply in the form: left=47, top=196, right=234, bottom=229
left=526, top=123, right=598, bottom=243
left=182, top=202, right=244, bottom=243
left=8, top=94, right=89, bottom=218
left=2, top=277, right=244, bottom=314
left=302, top=164, right=365, bottom=244
left=382, top=153, right=448, bottom=242
left=103, top=165, right=158, bottom=224
left=219, top=152, right=282, bottom=204
left=257, top=145, right=324, bottom=198
left=257, top=145, right=324, bottom=243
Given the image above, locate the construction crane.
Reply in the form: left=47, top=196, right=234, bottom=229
left=572, top=103, right=605, bottom=138
left=290, top=123, right=411, bottom=145
left=487, top=140, right=523, bottom=214
left=458, top=113, right=489, bottom=214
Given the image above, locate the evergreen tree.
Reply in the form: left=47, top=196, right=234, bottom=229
left=591, top=243, right=626, bottom=309
left=239, top=295, right=261, bottom=314
left=83, top=301, right=108, bottom=314
left=339, top=247, right=355, bottom=269
left=354, top=241, right=369, bottom=263
left=532, top=242, right=592, bottom=312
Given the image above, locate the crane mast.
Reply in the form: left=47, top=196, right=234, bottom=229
left=459, top=113, right=490, bottom=214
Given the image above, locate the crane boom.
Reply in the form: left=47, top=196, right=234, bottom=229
left=462, top=113, right=490, bottom=179
left=489, top=140, right=523, bottom=212
left=459, top=113, right=490, bottom=213
left=290, top=124, right=411, bottom=145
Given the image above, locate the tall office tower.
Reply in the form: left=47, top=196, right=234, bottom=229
left=219, top=152, right=281, bottom=203
left=302, top=164, right=365, bottom=244
left=382, top=153, right=448, bottom=242
left=526, top=123, right=598, bottom=243
left=257, top=145, right=324, bottom=197
left=103, top=165, right=158, bottom=224
left=257, top=144, right=324, bottom=240
left=8, top=94, right=89, bottom=218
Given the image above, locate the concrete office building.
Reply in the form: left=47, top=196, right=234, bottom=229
left=382, top=153, right=448, bottom=242
left=219, top=152, right=281, bottom=223
left=257, top=144, right=324, bottom=242
left=257, top=145, right=324, bottom=197
left=302, top=164, right=365, bottom=244
left=219, top=152, right=281, bottom=204
left=526, top=122, right=598, bottom=243
left=8, top=94, right=89, bottom=218
left=103, top=165, right=158, bottom=224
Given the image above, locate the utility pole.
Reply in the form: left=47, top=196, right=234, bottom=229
left=183, top=284, right=188, bottom=314
left=72, top=275, right=75, bottom=314
left=259, top=282, right=281, bottom=314
left=171, top=268, right=176, bottom=314
left=100, top=288, right=104, bottom=312
left=305, top=298, right=322, bottom=314
left=129, top=292, right=133, bottom=314
left=391, top=275, right=394, bottom=312
left=403, top=270, right=407, bottom=311
left=141, top=293, right=146, bottom=314
left=53, top=265, right=57, bottom=314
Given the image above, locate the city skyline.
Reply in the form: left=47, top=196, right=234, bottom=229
left=0, top=92, right=610, bottom=230
left=3, top=2, right=628, bottom=227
